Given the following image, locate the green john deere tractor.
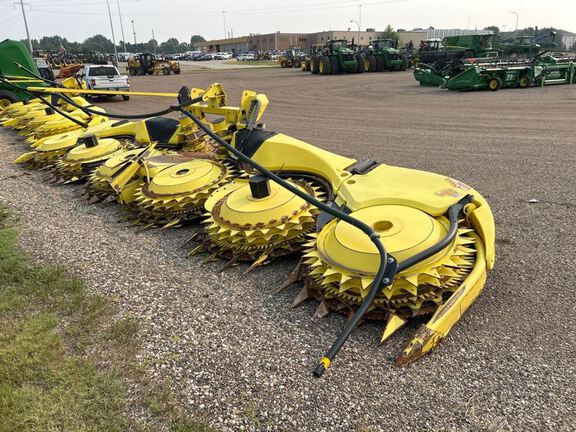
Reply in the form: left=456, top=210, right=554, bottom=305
left=363, top=38, right=408, bottom=72
left=310, top=40, right=364, bottom=75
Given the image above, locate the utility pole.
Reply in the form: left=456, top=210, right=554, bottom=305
left=131, top=19, right=137, bottom=45
left=222, top=11, right=227, bottom=39
left=116, top=0, right=127, bottom=52
left=105, top=0, right=118, bottom=65
left=350, top=20, right=360, bottom=45
left=19, top=0, right=33, bottom=53
left=152, top=29, right=156, bottom=54
left=509, top=11, right=519, bottom=32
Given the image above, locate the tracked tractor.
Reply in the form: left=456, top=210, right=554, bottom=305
left=310, top=40, right=364, bottom=75
left=363, top=38, right=408, bottom=72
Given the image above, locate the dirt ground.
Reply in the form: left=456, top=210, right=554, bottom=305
left=2, top=68, right=575, bottom=431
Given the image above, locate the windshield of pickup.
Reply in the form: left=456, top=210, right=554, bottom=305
left=87, top=66, right=119, bottom=76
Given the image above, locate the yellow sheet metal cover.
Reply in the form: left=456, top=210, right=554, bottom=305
left=149, top=160, right=225, bottom=195
left=38, top=132, right=80, bottom=152
left=217, top=182, right=310, bottom=226
left=317, top=205, right=447, bottom=274
left=66, top=138, right=122, bottom=162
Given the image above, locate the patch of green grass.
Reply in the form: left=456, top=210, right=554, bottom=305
left=0, top=203, right=213, bottom=432
left=222, top=60, right=280, bottom=67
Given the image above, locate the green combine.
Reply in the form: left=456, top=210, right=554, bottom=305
left=310, top=40, right=364, bottom=75
left=0, top=39, right=46, bottom=108
left=363, top=38, right=408, bottom=72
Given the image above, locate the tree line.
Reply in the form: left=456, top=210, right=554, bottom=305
left=23, top=34, right=206, bottom=54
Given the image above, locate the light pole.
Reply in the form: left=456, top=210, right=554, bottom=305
left=19, top=0, right=33, bottom=53
left=131, top=19, right=137, bottom=45
left=152, top=29, right=156, bottom=55
left=116, top=0, right=127, bottom=53
left=350, top=20, right=360, bottom=45
left=105, top=0, right=118, bottom=65
left=222, top=11, right=227, bottom=40
left=509, top=11, right=519, bottom=32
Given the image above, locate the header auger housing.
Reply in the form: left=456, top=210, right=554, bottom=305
left=2, top=80, right=495, bottom=376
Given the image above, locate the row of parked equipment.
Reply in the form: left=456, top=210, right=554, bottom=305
left=415, top=53, right=576, bottom=91
left=0, top=63, right=495, bottom=375
left=281, top=38, right=408, bottom=75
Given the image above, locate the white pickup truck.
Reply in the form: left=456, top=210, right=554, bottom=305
left=80, top=64, right=130, bottom=101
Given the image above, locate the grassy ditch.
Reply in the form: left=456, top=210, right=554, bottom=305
left=0, top=204, right=211, bottom=432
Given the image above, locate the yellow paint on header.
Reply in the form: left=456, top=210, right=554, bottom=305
left=27, top=87, right=179, bottom=98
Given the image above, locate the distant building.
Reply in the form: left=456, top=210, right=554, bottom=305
left=248, top=33, right=309, bottom=51
left=309, top=30, right=388, bottom=46
left=192, top=36, right=249, bottom=53
left=194, top=28, right=507, bottom=53
left=398, top=28, right=494, bottom=47
left=193, top=33, right=309, bottom=52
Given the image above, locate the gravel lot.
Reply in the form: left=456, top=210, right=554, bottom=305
left=1, top=68, right=575, bottom=431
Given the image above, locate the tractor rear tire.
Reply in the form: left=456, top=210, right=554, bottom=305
left=356, top=54, right=365, bottom=73
left=162, top=67, right=171, bottom=75
left=330, top=56, right=340, bottom=74
left=488, top=77, right=503, bottom=91
left=280, top=60, right=288, bottom=68
left=294, top=59, right=302, bottom=68
left=301, top=61, right=309, bottom=72
left=310, top=57, right=320, bottom=74
left=366, top=55, right=377, bottom=72
left=319, top=56, right=332, bottom=75
left=173, top=68, right=181, bottom=75
left=376, top=56, right=385, bottom=72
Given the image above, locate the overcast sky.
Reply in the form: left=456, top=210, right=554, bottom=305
left=1, top=0, right=574, bottom=44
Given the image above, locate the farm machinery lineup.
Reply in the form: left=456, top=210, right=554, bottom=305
left=301, top=39, right=409, bottom=75
left=0, top=68, right=496, bottom=375
left=415, top=53, right=576, bottom=91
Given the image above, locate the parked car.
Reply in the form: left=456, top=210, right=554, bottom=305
left=237, top=52, right=256, bottom=61
left=214, top=52, right=233, bottom=60
left=79, top=64, right=130, bottom=101
left=195, top=53, right=214, bottom=61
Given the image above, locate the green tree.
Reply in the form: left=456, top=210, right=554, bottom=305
left=83, top=34, right=114, bottom=52
left=177, top=42, right=190, bottom=52
left=159, top=37, right=179, bottom=53
left=38, top=35, right=68, bottom=51
left=190, top=35, right=206, bottom=47
left=382, top=24, right=398, bottom=40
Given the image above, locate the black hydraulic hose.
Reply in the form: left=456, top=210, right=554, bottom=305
left=14, top=62, right=63, bottom=87
left=312, top=195, right=472, bottom=377
left=0, top=77, right=89, bottom=129
left=397, top=195, right=472, bottom=273
left=57, top=93, right=176, bottom=119
left=175, top=104, right=393, bottom=376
